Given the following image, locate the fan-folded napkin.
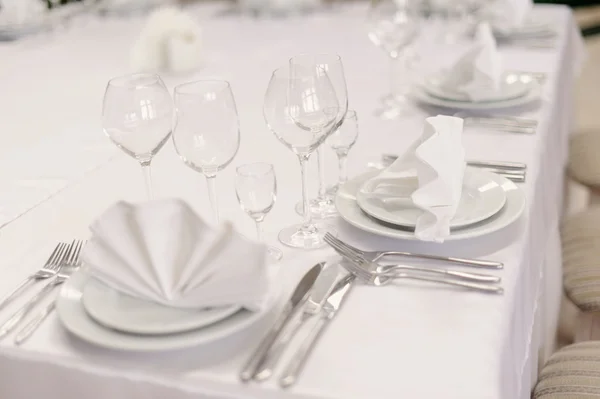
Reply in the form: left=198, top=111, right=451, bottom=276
left=0, top=0, right=46, bottom=26
left=363, top=115, right=465, bottom=242
left=81, top=199, right=270, bottom=311
left=439, top=23, right=502, bottom=102
left=131, top=7, right=202, bottom=74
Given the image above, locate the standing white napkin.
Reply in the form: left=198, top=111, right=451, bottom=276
left=364, top=116, right=465, bottom=242
left=81, top=199, right=270, bottom=311
left=130, top=7, right=202, bottom=74
left=439, top=23, right=502, bottom=102
left=480, top=0, right=533, bottom=36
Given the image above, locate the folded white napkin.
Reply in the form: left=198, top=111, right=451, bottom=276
left=364, top=115, right=465, bottom=242
left=438, top=23, right=502, bottom=102
left=0, top=0, right=46, bottom=26
left=81, top=199, right=270, bottom=312
left=480, top=0, right=533, bottom=36
left=130, top=7, right=202, bottom=74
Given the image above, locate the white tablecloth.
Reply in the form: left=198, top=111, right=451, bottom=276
left=0, top=3, right=584, bottom=399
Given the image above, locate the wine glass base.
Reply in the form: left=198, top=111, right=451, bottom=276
left=375, top=94, right=416, bottom=120
left=267, top=245, right=283, bottom=262
left=294, top=196, right=338, bottom=219
left=278, top=224, right=330, bottom=249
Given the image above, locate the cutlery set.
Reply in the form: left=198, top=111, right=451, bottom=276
left=378, top=153, right=528, bottom=183
left=240, top=234, right=504, bottom=387
left=0, top=240, right=85, bottom=344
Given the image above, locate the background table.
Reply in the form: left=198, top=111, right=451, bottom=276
left=0, top=3, right=585, bottom=398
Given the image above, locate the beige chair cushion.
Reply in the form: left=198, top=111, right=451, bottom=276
left=562, top=209, right=600, bottom=311
left=534, top=341, right=600, bottom=398
left=569, top=132, right=600, bottom=189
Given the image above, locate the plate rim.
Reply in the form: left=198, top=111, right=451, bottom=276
left=336, top=168, right=526, bottom=241
left=422, top=73, right=530, bottom=103
left=56, top=269, right=276, bottom=352
left=410, top=83, right=541, bottom=110
left=355, top=168, right=507, bottom=229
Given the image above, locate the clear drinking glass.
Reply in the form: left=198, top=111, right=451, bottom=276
left=235, top=163, right=283, bottom=262
left=367, top=0, right=420, bottom=117
left=289, top=54, right=348, bottom=219
left=173, top=80, right=240, bottom=223
left=102, top=73, right=173, bottom=199
left=326, top=109, right=359, bottom=194
left=263, top=65, right=339, bottom=249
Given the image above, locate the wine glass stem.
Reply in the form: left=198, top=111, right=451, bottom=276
left=255, top=220, right=263, bottom=242
left=317, top=146, right=327, bottom=200
left=206, top=175, right=219, bottom=224
left=298, top=154, right=314, bottom=231
left=140, top=161, right=153, bottom=200
left=337, top=153, right=348, bottom=185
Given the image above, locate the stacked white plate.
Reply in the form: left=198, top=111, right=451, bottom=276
left=411, top=72, right=541, bottom=110
left=335, top=168, right=526, bottom=241
left=56, top=269, right=277, bottom=351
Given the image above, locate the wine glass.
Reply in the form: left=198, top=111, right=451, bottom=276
left=367, top=0, right=421, bottom=118
left=289, top=54, right=348, bottom=219
left=263, top=65, right=339, bottom=249
left=326, top=109, right=359, bottom=194
left=235, top=163, right=283, bottom=262
left=102, top=73, right=173, bottom=199
left=173, top=80, right=240, bottom=223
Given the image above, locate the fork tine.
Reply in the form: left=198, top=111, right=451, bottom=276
left=324, top=233, right=364, bottom=256
left=73, top=240, right=85, bottom=265
left=49, top=243, right=68, bottom=270
left=324, top=234, right=361, bottom=258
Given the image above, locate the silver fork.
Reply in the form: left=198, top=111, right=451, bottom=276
left=0, top=243, right=69, bottom=312
left=336, top=252, right=503, bottom=294
left=324, top=235, right=500, bottom=283
left=0, top=240, right=85, bottom=340
left=324, top=233, right=503, bottom=270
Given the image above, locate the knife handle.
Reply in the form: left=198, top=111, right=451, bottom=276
left=239, top=303, right=292, bottom=382
left=279, top=316, right=329, bottom=388
left=252, top=314, right=304, bottom=381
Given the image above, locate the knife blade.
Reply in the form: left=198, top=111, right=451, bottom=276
left=239, top=263, right=323, bottom=382
left=279, top=273, right=355, bottom=388
left=252, top=264, right=340, bottom=381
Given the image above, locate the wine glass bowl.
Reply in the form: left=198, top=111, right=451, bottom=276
left=173, top=80, right=241, bottom=223
left=102, top=73, right=173, bottom=198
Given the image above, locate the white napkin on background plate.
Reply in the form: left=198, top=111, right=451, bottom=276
left=480, top=0, right=533, bottom=36
left=438, top=23, right=502, bottom=102
left=362, top=115, right=466, bottom=242
left=130, top=6, right=203, bottom=74
left=81, top=199, right=270, bottom=312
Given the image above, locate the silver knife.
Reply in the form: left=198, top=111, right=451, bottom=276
left=239, top=263, right=323, bottom=382
left=381, top=154, right=527, bottom=171
left=253, top=264, right=340, bottom=381
left=279, top=273, right=355, bottom=388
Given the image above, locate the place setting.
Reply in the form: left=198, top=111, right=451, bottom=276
left=410, top=23, right=543, bottom=114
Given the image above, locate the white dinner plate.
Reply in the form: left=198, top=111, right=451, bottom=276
left=56, top=269, right=277, bottom=352
left=356, top=168, right=507, bottom=229
left=422, top=73, right=530, bottom=103
left=494, top=20, right=556, bottom=39
left=410, top=83, right=540, bottom=111
left=81, top=278, right=241, bottom=335
left=336, top=169, right=525, bottom=241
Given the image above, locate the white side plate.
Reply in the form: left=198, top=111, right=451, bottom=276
left=56, top=270, right=276, bottom=352
left=336, top=169, right=525, bottom=241
left=82, top=278, right=241, bottom=335
left=356, top=168, right=507, bottom=229
left=422, top=73, right=530, bottom=103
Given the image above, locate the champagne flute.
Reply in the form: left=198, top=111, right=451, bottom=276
left=102, top=73, right=173, bottom=199
left=289, top=54, right=348, bottom=219
left=235, top=163, right=283, bottom=262
left=173, top=80, right=240, bottom=223
left=263, top=65, right=339, bottom=249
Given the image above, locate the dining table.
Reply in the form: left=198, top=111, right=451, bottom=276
left=0, top=2, right=586, bottom=398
